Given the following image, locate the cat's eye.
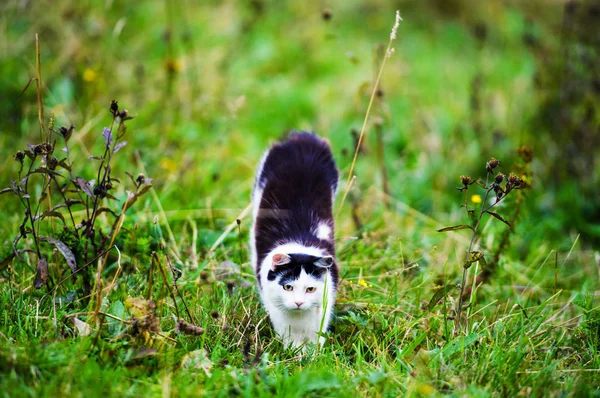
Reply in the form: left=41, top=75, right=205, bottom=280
left=306, top=287, right=316, bottom=293
left=283, top=284, right=293, bottom=291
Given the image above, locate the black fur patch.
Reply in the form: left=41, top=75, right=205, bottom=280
left=266, top=254, right=329, bottom=284
left=253, top=132, right=339, bottom=289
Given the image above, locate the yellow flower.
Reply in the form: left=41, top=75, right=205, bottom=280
left=358, top=279, right=368, bottom=288
left=165, top=59, right=183, bottom=73
left=83, top=68, right=96, bottom=82
left=160, top=157, right=178, bottom=173
left=471, top=194, right=482, bottom=203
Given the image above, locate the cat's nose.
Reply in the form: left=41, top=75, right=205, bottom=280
left=295, top=301, right=304, bottom=308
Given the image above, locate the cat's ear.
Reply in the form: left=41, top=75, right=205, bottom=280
left=314, top=256, right=334, bottom=268
left=272, top=253, right=291, bottom=270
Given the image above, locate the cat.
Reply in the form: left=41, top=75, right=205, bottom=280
left=250, top=132, right=339, bottom=348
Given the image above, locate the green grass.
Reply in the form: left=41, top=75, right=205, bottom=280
left=1, top=0, right=599, bottom=396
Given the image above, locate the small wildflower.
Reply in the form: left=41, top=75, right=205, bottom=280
left=14, top=151, right=25, bottom=163
left=165, top=59, right=182, bottom=74
left=485, top=157, right=500, bottom=174
left=136, top=173, right=146, bottom=185
left=93, top=185, right=106, bottom=198
left=110, top=100, right=119, bottom=116
left=492, top=183, right=504, bottom=200
left=83, top=68, right=96, bottom=82
left=358, top=279, right=368, bottom=288
left=33, top=144, right=44, bottom=155
left=506, top=172, right=525, bottom=190
left=494, top=173, right=505, bottom=184
left=59, top=125, right=74, bottom=141
left=118, top=109, right=133, bottom=120
left=471, top=194, right=482, bottom=204
left=47, top=156, right=58, bottom=171
left=458, top=175, right=475, bottom=190
left=160, top=158, right=178, bottom=173
left=102, top=127, right=112, bottom=149
left=517, top=146, right=533, bottom=163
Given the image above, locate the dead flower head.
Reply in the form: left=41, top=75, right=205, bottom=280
left=486, top=157, right=500, bottom=174
left=495, top=173, right=505, bottom=184
left=517, top=146, right=533, bottom=163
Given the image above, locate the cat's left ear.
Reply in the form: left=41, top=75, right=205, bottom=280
left=272, top=253, right=291, bottom=270
left=315, top=256, right=334, bottom=268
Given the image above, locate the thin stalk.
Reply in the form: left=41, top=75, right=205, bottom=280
left=455, top=174, right=491, bottom=332
left=35, top=34, right=44, bottom=143
left=335, top=11, right=401, bottom=221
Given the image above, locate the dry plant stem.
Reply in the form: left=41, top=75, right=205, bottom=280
left=93, top=191, right=129, bottom=322
left=88, top=116, right=118, bottom=233
left=153, top=252, right=181, bottom=320
left=19, top=161, right=43, bottom=259
left=375, top=124, right=390, bottom=208
left=65, top=311, right=129, bottom=324
left=64, top=140, right=90, bottom=221
left=51, top=178, right=78, bottom=236
left=165, top=253, right=193, bottom=322
left=335, top=12, right=400, bottom=221
left=34, top=34, right=54, bottom=238
left=483, top=195, right=522, bottom=283
left=455, top=174, right=491, bottom=332
left=209, top=203, right=252, bottom=257
left=134, top=151, right=182, bottom=261
left=40, top=245, right=114, bottom=304
left=35, top=34, right=44, bottom=143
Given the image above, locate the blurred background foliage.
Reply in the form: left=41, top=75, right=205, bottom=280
left=1, top=1, right=600, bottom=395
left=0, top=0, right=598, bottom=250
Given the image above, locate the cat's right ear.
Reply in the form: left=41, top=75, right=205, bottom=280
left=272, top=253, right=291, bottom=270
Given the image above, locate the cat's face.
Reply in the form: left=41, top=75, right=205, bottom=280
left=265, top=253, right=333, bottom=312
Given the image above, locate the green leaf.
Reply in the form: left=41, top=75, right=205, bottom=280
left=38, top=191, right=47, bottom=204
left=464, top=251, right=484, bottom=269
left=96, top=207, right=119, bottom=217
left=437, top=224, right=474, bottom=233
left=428, top=283, right=460, bottom=311
left=0, top=253, right=16, bottom=271
left=34, top=210, right=66, bottom=224
left=486, top=210, right=512, bottom=228
left=399, top=330, right=427, bottom=358
left=440, top=333, right=481, bottom=358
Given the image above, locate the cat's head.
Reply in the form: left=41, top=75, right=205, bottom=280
left=264, top=253, right=334, bottom=312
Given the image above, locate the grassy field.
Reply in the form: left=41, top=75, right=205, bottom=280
left=1, top=0, right=599, bottom=396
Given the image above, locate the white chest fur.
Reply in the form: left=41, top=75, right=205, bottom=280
left=258, top=243, right=336, bottom=347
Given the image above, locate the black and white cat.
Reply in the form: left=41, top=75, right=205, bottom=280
left=250, top=132, right=339, bottom=347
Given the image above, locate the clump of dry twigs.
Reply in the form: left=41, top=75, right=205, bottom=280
left=0, top=100, right=152, bottom=298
